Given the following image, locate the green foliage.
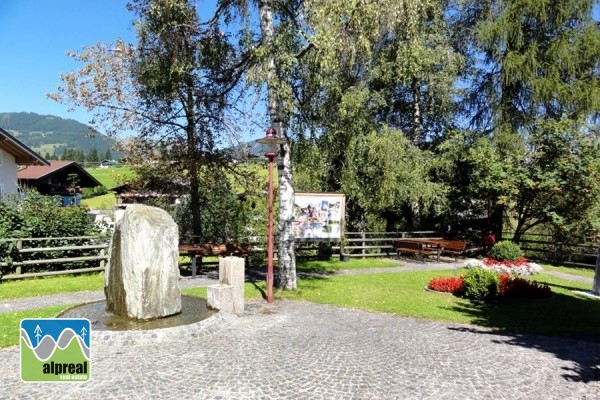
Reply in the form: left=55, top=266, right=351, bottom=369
left=489, top=241, right=524, bottom=262
left=82, top=185, right=108, bottom=199
left=462, top=267, right=499, bottom=301
left=340, top=126, right=448, bottom=231
left=0, top=192, right=100, bottom=274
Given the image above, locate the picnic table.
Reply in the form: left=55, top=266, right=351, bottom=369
left=394, top=238, right=468, bottom=263
left=179, top=243, right=252, bottom=278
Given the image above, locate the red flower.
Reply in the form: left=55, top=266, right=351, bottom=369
left=428, top=277, right=464, bottom=294
left=498, top=273, right=552, bottom=299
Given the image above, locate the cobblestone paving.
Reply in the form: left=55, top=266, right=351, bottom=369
left=2, top=264, right=599, bottom=399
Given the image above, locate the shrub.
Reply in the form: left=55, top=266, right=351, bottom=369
left=427, top=276, right=464, bottom=294
left=499, top=274, right=552, bottom=299
left=489, top=240, right=523, bottom=262
left=0, top=191, right=101, bottom=274
left=82, top=185, right=108, bottom=199
left=462, top=267, right=499, bottom=300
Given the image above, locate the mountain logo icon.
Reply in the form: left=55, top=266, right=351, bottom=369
left=20, top=318, right=91, bottom=382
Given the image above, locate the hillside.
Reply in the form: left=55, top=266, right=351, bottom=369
left=0, top=112, right=117, bottom=157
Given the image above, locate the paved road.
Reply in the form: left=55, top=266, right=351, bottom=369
left=1, top=263, right=599, bottom=399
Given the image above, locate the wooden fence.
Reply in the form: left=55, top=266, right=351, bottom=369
left=502, top=232, right=599, bottom=269
left=293, top=231, right=441, bottom=260
left=0, top=236, right=109, bottom=280
left=2, top=231, right=597, bottom=281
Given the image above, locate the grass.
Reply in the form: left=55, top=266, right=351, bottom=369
left=1, top=260, right=598, bottom=349
left=295, top=258, right=400, bottom=273
left=0, top=273, right=104, bottom=300
left=85, top=166, right=134, bottom=189
left=81, top=166, right=135, bottom=209
left=0, top=306, right=74, bottom=348
left=82, top=193, right=117, bottom=209
left=542, top=264, right=595, bottom=278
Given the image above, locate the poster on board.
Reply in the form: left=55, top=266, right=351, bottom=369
left=293, top=192, right=345, bottom=241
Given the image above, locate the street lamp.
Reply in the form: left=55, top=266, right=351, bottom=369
left=256, top=127, right=287, bottom=303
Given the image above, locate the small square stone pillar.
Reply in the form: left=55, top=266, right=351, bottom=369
left=207, top=284, right=234, bottom=313
left=219, top=256, right=245, bottom=314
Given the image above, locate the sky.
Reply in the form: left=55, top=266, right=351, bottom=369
left=0, top=0, right=222, bottom=134
left=0, top=1, right=599, bottom=140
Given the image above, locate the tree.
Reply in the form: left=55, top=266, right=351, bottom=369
left=291, top=0, right=457, bottom=231
left=456, top=0, right=600, bottom=134
left=445, top=0, right=600, bottom=238
left=341, top=127, right=448, bottom=231
left=49, top=0, right=244, bottom=242
left=369, top=0, right=463, bottom=145
left=215, top=0, right=301, bottom=289
left=440, top=120, right=600, bottom=243
left=103, top=148, right=112, bottom=161
left=87, top=147, right=99, bottom=164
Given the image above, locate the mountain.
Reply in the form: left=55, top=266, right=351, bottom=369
left=0, top=112, right=118, bottom=157
left=228, top=139, right=268, bottom=158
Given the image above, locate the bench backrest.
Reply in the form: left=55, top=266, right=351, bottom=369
left=443, top=241, right=468, bottom=252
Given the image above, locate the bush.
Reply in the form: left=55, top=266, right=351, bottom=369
left=82, top=185, right=108, bottom=199
left=0, top=191, right=101, bottom=274
left=489, top=240, right=523, bottom=262
left=499, top=274, right=553, bottom=299
left=462, top=267, right=499, bottom=300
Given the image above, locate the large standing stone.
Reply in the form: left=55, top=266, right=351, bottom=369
left=104, top=204, right=181, bottom=320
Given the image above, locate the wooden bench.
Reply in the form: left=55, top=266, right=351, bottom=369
left=437, top=240, right=468, bottom=259
left=393, top=240, right=439, bottom=263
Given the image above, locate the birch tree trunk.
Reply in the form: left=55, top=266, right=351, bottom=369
left=259, top=0, right=296, bottom=290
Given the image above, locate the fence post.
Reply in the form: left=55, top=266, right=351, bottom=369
left=99, top=248, right=106, bottom=270
left=361, top=231, right=366, bottom=258
left=16, top=239, right=22, bottom=276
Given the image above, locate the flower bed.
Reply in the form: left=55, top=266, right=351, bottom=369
left=463, top=257, right=542, bottom=276
left=427, top=267, right=552, bottom=301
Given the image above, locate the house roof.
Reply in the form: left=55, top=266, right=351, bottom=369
left=17, top=160, right=102, bottom=187
left=0, top=127, right=49, bottom=165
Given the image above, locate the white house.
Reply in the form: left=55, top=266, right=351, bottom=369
left=0, top=127, right=48, bottom=197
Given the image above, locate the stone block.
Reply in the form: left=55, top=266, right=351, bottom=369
left=104, top=204, right=181, bottom=320
left=219, top=257, right=245, bottom=314
left=207, top=284, right=234, bottom=313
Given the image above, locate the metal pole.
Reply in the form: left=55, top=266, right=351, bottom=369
left=267, top=155, right=275, bottom=303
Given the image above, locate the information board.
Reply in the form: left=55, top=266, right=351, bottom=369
left=293, top=193, right=345, bottom=241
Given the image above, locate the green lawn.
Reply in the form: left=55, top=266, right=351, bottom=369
left=542, top=265, right=595, bottom=278
left=1, top=260, right=598, bottom=349
left=0, top=306, right=75, bottom=348
left=85, top=166, right=134, bottom=189
left=82, top=193, right=117, bottom=209
left=82, top=165, right=135, bottom=209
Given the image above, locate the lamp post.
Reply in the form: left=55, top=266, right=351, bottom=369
left=257, top=127, right=287, bottom=303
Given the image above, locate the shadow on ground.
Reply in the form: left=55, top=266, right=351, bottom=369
left=445, top=287, right=600, bottom=383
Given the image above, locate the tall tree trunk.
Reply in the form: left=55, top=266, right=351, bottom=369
left=259, top=0, right=296, bottom=290
left=411, top=77, right=422, bottom=146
